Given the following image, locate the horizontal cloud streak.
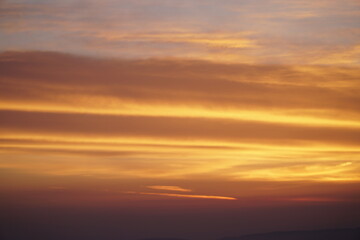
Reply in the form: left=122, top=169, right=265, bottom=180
left=131, top=191, right=237, bottom=200
left=147, top=185, right=192, bottom=192
left=1, top=51, right=359, bottom=125
left=2, top=110, right=360, bottom=146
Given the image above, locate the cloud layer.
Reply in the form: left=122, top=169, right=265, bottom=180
left=0, top=51, right=359, bottom=184
left=1, top=0, right=359, bottom=64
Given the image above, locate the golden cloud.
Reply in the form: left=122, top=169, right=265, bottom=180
left=147, top=185, right=192, bottom=192
left=0, top=51, right=359, bottom=183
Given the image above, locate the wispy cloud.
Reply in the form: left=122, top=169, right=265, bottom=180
left=147, top=185, right=192, bottom=192
left=131, top=191, right=237, bottom=200
left=93, top=32, right=259, bottom=49
left=1, top=0, right=359, bottom=65
left=223, top=161, right=359, bottom=182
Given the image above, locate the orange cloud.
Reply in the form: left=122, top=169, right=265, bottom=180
left=225, top=161, right=359, bottom=182
left=147, top=185, right=192, bottom=192
left=0, top=52, right=359, bottom=183
left=1, top=51, right=359, bottom=125
left=311, top=44, right=360, bottom=65
left=95, top=32, right=259, bottom=49
left=132, top=192, right=237, bottom=200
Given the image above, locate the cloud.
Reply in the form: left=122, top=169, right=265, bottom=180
left=131, top=191, right=237, bottom=200
left=2, top=109, right=360, bottom=148
left=1, top=51, right=359, bottom=124
left=0, top=51, right=359, bottom=182
left=221, top=161, right=360, bottom=182
left=147, top=185, right=192, bottom=192
left=1, top=0, right=359, bottom=65
left=311, top=44, right=360, bottom=65
left=93, top=32, right=259, bottom=49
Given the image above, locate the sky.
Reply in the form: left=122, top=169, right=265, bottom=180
left=0, top=0, right=360, bottom=240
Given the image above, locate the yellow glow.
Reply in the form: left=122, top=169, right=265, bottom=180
left=133, top=192, right=237, bottom=200
left=2, top=132, right=360, bottom=153
left=231, top=161, right=360, bottom=182
left=1, top=100, right=359, bottom=129
left=1, top=130, right=359, bottom=182
left=147, top=185, right=192, bottom=192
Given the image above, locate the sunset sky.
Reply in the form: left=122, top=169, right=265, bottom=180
left=1, top=0, right=360, bottom=239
